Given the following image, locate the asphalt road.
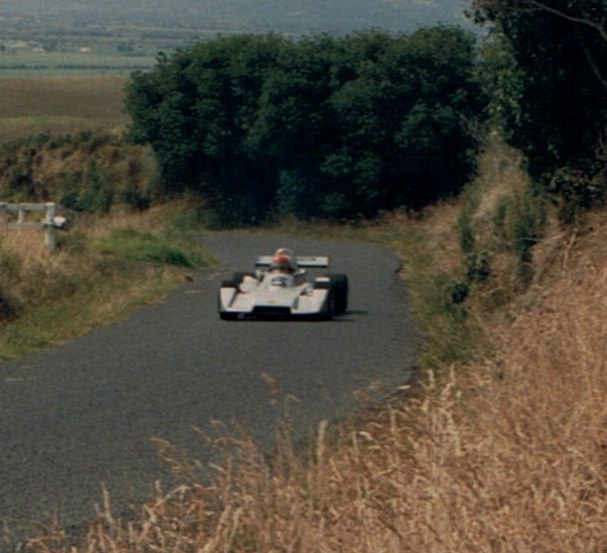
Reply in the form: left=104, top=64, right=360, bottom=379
left=0, top=232, right=419, bottom=544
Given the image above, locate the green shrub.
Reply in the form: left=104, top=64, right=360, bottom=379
left=0, top=132, right=159, bottom=214
left=548, top=166, right=607, bottom=225
left=120, top=179, right=150, bottom=210
left=457, top=203, right=476, bottom=254
left=0, top=287, right=21, bottom=321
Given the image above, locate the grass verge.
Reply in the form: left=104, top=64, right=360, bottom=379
left=0, top=201, right=215, bottom=360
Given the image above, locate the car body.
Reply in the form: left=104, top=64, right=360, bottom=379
left=218, top=254, right=348, bottom=320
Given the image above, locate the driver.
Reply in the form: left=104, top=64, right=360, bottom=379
left=269, top=248, right=297, bottom=274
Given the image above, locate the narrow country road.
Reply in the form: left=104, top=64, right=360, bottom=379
left=0, top=232, right=419, bottom=545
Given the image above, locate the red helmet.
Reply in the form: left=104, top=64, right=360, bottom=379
left=271, top=254, right=292, bottom=272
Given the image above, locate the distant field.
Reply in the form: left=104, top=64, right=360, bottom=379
left=0, top=76, right=131, bottom=143
left=0, top=50, right=155, bottom=78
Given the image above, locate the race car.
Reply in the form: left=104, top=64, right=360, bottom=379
left=218, top=248, right=348, bottom=320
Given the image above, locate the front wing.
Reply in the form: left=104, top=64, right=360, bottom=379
left=218, top=283, right=332, bottom=320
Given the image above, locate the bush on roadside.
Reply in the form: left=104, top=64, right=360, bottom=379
left=0, top=132, right=158, bottom=214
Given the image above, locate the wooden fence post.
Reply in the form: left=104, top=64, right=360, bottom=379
left=45, top=202, right=56, bottom=252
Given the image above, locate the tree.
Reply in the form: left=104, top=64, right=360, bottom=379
left=125, top=51, right=199, bottom=190
left=125, top=28, right=483, bottom=225
left=475, top=0, right=607, bottom=86
left=383, top=26, right=482, bottom=207
left=127, top=35, right=288, bottom=222
left=473, top=0, right=607, bottom=213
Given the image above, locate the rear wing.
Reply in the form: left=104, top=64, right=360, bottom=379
left=255, top=255, right=329, bottom=268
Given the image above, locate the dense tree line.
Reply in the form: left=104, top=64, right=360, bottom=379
left=473, top=0, right=607, bottom=216
left=125, top=28, right=483, bottom=225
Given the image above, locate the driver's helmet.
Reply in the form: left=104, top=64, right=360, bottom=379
left=270, top=248, right=296, bottom=273
left=270, top=254, right=292, bottom=273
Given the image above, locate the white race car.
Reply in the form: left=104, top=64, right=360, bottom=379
left=218, top=251, right=348, bottom=320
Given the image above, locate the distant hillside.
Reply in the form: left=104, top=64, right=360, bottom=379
left=1, top=0, right=475, bottom=36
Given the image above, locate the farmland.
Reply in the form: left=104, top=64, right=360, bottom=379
left=0, top=0, right=475, bottom=82
left=0, top=76, right=129, bottom=143
left=0, top=50, right=155, bottom=77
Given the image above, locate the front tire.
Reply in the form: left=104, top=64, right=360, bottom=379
left=218, top=279, right=241, bottom=320
left=330, top=274, right=349, bottom=316
left=219, top=310, right=239, bottom=320
left=314, top=273, right=348, bottom=319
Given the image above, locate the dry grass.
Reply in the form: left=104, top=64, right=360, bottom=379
left=1, top=229, right=67, bottom=274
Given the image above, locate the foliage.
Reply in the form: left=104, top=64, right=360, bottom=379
left=453, top=137, right=553, bottom=314
left=125, top=28, right=484, bottom=226
left=475, top=32, right=523, bottom=140
left=0, top=131, right=157, bottom=213
left=473, top=0, right=607, bottom=216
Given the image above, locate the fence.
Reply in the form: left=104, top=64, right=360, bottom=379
left=0, top=202, right=67, bottom=252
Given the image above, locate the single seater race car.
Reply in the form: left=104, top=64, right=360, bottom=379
left=218, top=248, right=348, bottom=320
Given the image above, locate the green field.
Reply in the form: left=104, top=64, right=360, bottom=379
left=0, top=50, right=155, bottom=77
left=0, top=75, right=131, bottom=143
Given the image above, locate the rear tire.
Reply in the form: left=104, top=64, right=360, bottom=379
left=232, top=272, right=256, bottom=286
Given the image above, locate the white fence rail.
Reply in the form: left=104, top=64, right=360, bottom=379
left=0, top=202, right=67, bottom=252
